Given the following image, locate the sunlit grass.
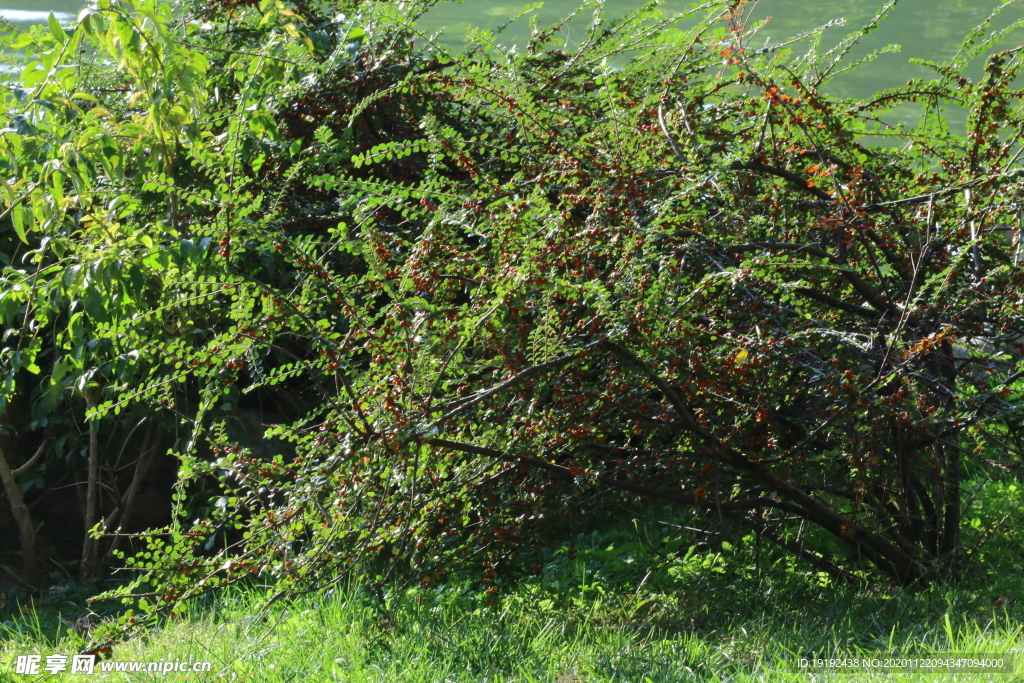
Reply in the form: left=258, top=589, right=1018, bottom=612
left=2, top=572, right=1023, bottom=682
left=5, top=503, right=1024, bottom=682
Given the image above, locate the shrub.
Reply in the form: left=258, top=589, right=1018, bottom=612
left=2, top=0, right=1024, bottom=647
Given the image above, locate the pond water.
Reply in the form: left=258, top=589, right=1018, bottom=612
left=5, top=0, right=1024, bottom=98
left=423, top=0, right=1024, bottom=98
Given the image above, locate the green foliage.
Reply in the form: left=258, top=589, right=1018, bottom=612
left=4, top=0, right=1024, bottom=650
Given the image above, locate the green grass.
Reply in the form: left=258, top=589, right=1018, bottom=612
left=5, top=501, right=1024, bottom=682
left=2, top=567, right=1023, bottom=682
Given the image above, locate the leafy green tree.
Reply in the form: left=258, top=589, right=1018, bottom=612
left=0, top=0, right=320, bottom=585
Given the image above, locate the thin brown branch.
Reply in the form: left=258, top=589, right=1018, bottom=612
left=0, top=563, right=37, bottom=592
left=728, top=513, right=860, bottom=585
left=794, top=286, right=884, bottom=320
left=424, top=437, right=778, bottom=511
left=428, top=339, right=604, bottom=429
left=11, top=436, right=53, bottom=477
left=724, top=242, right=831, bottom=258
left=102, top=423, right=163, bottom=571
left=729, top=160, right=834, bottom=202
left=80, top=390, right=101, bottom=583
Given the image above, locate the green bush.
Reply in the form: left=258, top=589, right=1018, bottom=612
left=2, top=0, right=1024, bottom=650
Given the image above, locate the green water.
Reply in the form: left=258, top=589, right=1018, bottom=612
left=6, top=0, right=1024, bottom=97
left=423, top=0, right=1024, bottom=97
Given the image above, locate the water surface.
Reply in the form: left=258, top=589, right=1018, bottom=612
left=422, top=0, right=1024, bottom=98
left=5, top=0, right=1024, bottom=98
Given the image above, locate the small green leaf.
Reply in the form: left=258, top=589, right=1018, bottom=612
left=48, top=13, right=66, bottom=44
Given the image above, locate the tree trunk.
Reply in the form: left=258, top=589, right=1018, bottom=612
left=940, top=441, right=961, bottom=581
left=0, top=441, right=39, bottom=589
left=101, top=422, right=162, bottom=571
left=80, top=390, right=101, bottom=583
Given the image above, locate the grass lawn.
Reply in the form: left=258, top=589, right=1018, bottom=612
left=3, top=548, right=1022, bottom=682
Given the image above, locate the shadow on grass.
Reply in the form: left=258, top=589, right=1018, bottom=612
left=2, top=555, right=1023, bottom=682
